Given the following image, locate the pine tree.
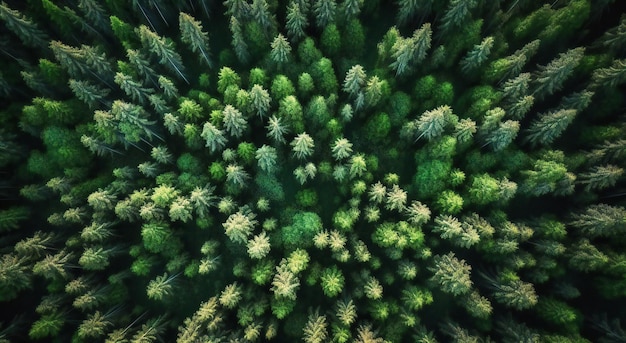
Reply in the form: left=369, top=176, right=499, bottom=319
left=270, top=33, right=291, bottom=65
left=331, top=137, right=353, bottom=161
left=0, top=2, right=48, bottom=48
left=255, top=144, right=278, bottom=173
left=578, top=165, right=623, bottom=191
left=291, top=132, right=315, bottom=159
left=250, top=0, right=275, bottom=32
left=137, top=25, right=189, bottom=84
left=222, top=105, right=248, bottom=138
left=415, top=105, right=454, bottom=141
left=460, top=36, right=494, bottom=74
left=343, top=65, right=366, bottom=98
left=303, top=311, right=328, bottom=343
left=147, top=273, right=179, bottom=301
left=285, top=2, right=308, bottom=42
left=439, top=0, right=478, bottom=34
left=313, top=0, right=337, bottom=28
left=249, top=84, right=272, bottom=118
left=69, top=79, right=110, bottom=109
left=266, top=115, right=290, bottom=144
left=179, top=12, right=212, bottom=68
left=525, top=109, right=577, bottom=147
left=533, top=47, right=585, bottom=98
left=570, top=203, right=626, bottom=238
left=484, top=120, right=520, bottom=152
left=229, top=16, right=250, bottom=64
left=428, top=252, right=472, bottom=296
left=591, top=59, right=626, bottom=88
left=114, top=72, right=154, bottom=104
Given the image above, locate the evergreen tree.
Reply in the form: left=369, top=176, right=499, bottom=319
left=428, top=252, right=472, bottom=296
left=591, top=59, right=626, bottom=88
left=439, top=0, right=478, bottom=34
left=460, top=36, right=494, bottom=74
left=0, top=2, right=48, bottom=48
left=179, top=12, right=212, bottom=67
left=137, top=25, right=189, bottom=84
left=270, top=33, right=291, bottom=65
left=291, top=132, right=315, bottom=160
left=313, top=0, right=337, bottom=28
left=570, top=204, right=626, bottom=238
left=524, top=109, right=577, bottom=147
left=249, top=84, right=272, bottom=118
left=533, top=47, right=585, bottom=98
left=285, top=2, right=308, bottom=42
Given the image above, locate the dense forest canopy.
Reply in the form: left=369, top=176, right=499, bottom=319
left=1, top=0, right=626, bottom=342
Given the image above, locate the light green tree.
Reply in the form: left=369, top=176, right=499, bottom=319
left=179, top=12, right=212, bottom=67
left=291, top=132, right=315, bottom=159
left=223, top=208, right=257, bottom=243
left=428, top=252, right=473, bottom=296
left=270, top=33, right=291, bottom=65
left=222, top=105, right=248, bottom=138
left=137, top=25, right=188, bottom=84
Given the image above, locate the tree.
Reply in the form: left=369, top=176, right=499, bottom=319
left=271, top=74, right=296, bottom=100
left=492, top=278, right=538, bottom=310
left=219, top=282, right=242, bottom=309
left=313, top=0, right=336, bottom=28
left=291, top=132, right=315, bottom=159
left=114, top=72, right=154, bottom=104
left=270, top=34, right=291, bottom=65
left=137, top=25, right=188, bottom=84
left=281, top=211, right=323, bottom=250
left=247, top=232, right=271, bottom=259
left=303, top=311, right=328, bottom=343
left=200, top=122, right=228, bottom=154
left=592, top=59, right=626, bottom=88
left=569, top=239, right=609, bottom=272
left=428, top=252, right=472, bottom=296
left=439, top=0, right=478, bottom=34
left=256, top=144, right=278, bottom=173
left=331, top=137, right=353, bottom=161
left=415, top=105, right=455, bottom=141
left=147, top=273, right=179, bottom=301
left=285, top=2, right=308, bottom=42
left=320, top=266, right=344, bottom=297
left=460, top=36, right=494, bottom=74
left=525, top=109, right=576, bottom=147
left=250, top=0, right=275, bottom=32
left=570, top=204, right=626, bottom=238
left=343, top=65, right=366, bottom=98
left=179, top=12, right=212, bottom=67
left=69, top=79, right=110, bottom=109
left=141, top=222, right=174, bottom=253
left=533, top=47, right=585, bottom=98
left=385, top=184, right=407, bottom=211
left=169, top=196, right=192, bottom=223
left=0, top=2, right=48, bottom=48
left=578, top=165, right=623, bottom=191
left=29, top=312, right=64, bottom=340
left=249, top=84, right=272, bottom=118
left=78, top=246, right=119, bottom=271
left=402, top=286, right=433, bottom=311
left=225, top=164, right=250, bottom=189
left=222, top=105, right=248, bottom=138
left=266, top=115, right=290, bottom=144
left=271, top=260, right=300, bottom=300
left=223, top=208, right=257, bottom=243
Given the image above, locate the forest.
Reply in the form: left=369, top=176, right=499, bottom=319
left=1, top=0, right=626, bottom=342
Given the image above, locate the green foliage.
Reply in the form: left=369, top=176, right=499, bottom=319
left=3, top=2, right=626, bottom=343
left=281, top=212, right=323, bottom=250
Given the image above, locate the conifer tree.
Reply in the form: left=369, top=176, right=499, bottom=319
left=460, top=36, right=494, bottom=74
left=285, top=2, right=308, bottom=42
left=313, top=0, right=336, bottom=28
left=0, top=3, right=48, bottom=48
left=270, top=33, right=291, bottom=66
left=533, top=47, right=585, bottom=98
left=525, top=109, right=576, bottom=147
left=137, top=25, right=189, bottom=84
left=179, top=12, right=212, bottom=67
